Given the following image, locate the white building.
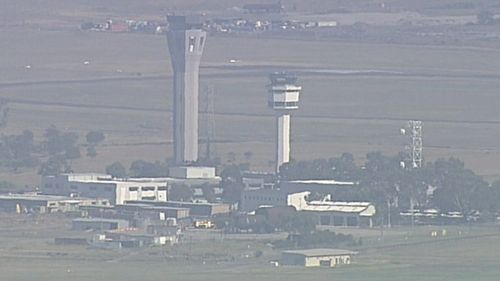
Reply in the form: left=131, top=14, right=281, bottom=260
left=169, top=166, right=216, bottom=179
left=240, top=189, right=309, bottom=212
left=41, top=174, right=168, bottom=205
left=281, top=249, right=357, bottom=267
left=299, top=201, right=376, bottom=228
left=242, top=172, right=276, bottom=190
left=0, top=193, right=110, bottom=213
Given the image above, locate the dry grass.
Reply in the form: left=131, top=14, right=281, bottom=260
left=1, top=2, right=500, bottom=185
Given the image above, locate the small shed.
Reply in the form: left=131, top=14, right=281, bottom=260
left=281, top=248, right=357, bottom=267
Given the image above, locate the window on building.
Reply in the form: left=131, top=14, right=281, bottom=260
left=129, top=187, right=139, bottom=192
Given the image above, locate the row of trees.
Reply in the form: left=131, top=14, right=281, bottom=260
left=105, top=160, right=170, bottom=178
left=101, top=150, right=500, bottom=223
left=278, top=152, right=500, bottom=222
left=0, top=126, right=106, bottom=175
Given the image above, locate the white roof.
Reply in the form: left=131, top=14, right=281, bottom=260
left=69, top=178, right=169, bottom=185
left=282, top=248, right=357, bottom=257
left=301, top=201, right=376, bottom=216
left=288, top=180, right=356, bottom=186
left=0, top=193, right=101, bottom=202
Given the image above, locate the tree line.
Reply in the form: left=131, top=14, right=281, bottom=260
left=279, top=152, right=500, bottom=223
left=0, top=126, right=106, bottom=175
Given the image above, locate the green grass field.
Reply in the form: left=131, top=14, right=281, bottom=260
left=0, top=214, right=499, bottom=281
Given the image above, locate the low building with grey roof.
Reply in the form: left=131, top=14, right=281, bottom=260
left=281, top=248, right=357, bottom=267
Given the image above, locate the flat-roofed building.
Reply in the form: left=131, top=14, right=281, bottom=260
left=126, top=200, right=230, bottom=217
left=240, top=189, right=309, bottom=212
left=0, top=193, right=110, bottom=214
left=72, top=218, right=130, bottom=231
left=115, top=203, right=190, bottom=220
left=169, top=166, right=216, bottom=179
left=41, top=174, right=168, bottom=205
left=242, top=172, right=276, bottom=190
left=281, top=248, right=357, bottom=267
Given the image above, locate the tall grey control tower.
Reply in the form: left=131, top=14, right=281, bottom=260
left=167, top=15, right=207, bottom=164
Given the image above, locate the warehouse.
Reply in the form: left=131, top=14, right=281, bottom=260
left=115, top=203, right=190, bottom=220
left=0, top=193, right=110, bottom=214
left=72, top=218, right=129, bottom=231
left=281, top=248, right=357, bottom=267
left=298, top=201, right=376, bottom=228
left=126, top=200, right=230, bottom=217
left=240, top=189, right=309, bottom=212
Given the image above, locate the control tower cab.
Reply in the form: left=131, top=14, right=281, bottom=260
left=268, top=73, right=301, bottom=111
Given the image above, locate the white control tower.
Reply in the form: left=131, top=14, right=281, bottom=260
left=268, top=73, right=302, bottom=174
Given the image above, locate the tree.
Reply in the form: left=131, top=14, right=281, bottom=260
left=106, top=162, right=127, bottom=178
left=427, top=158, right=487, bottom=214
left=44, top=125, right=81, bottom=161
left=86, top=131, right=105, bottom=145
left=0, top=130, right=39, bottom=170
left=86, top=146, right=97, bottom=158
left=227, top=151, right=236, bottom=163
left=221, top=181, right=244, bottom=203
left=201, top=184, right=217, bottom=202
left=0, top=181, right=17, bottom=192
left=65, top=146, right=81, bottom=161
left=285, top=212, right=317, bottom=234
left=129, top=160, right=168, bottom=177
left=38, top=156, right=66, bottom=176
left=169, top=184, right=194, bottom=201
left=244, top=151, right=253, bottom=161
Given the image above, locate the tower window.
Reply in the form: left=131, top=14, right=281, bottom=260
left=199, top=37, right=205, bottom=51
left=189, top=36, right=195, bottom=52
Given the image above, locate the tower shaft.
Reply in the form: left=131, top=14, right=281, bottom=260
left=276, top=113, right=291, bottom=174
left=167, top=16, right=206, bottom=164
